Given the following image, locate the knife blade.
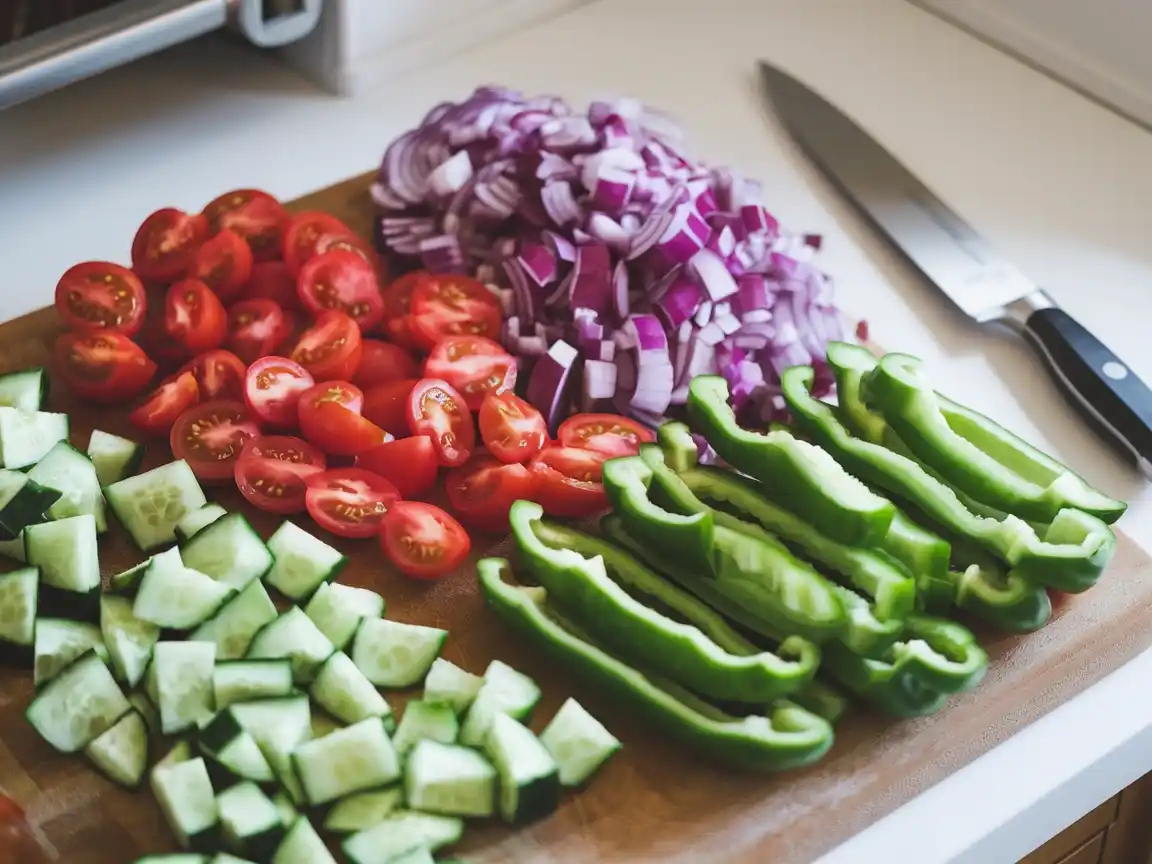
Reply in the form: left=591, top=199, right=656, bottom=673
left=759, top=60, right=1152, bottom=477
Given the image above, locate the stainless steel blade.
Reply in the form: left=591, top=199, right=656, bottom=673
left=759, top=61, right=1037, bottom=323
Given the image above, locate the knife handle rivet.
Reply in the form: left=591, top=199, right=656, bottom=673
left=1102, top=361, right=1129, bottom=381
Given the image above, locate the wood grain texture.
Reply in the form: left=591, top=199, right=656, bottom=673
left=2, top=172, right=1151, bottom=864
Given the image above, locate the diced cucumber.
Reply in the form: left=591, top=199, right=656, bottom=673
left=263, top=521, right=347, bottom=601
left=539, top=697, right=620, bottom=787
left=271, top=816, right=335, bottom=864
left=27, top=650, right=128, bottom=752
left=0, top=530, right=26, bottom=562
left=190, top=579, right=278, bottom=660
left=153, top=641, right=216, bottom=735
left=458, top=660, right=541, bottom=747
left=342, top=811, right=464, bottom=864
left=216, top=781, right=285, bottom=861
left=133, top=549, right=233, bottom=631
left=85, top=708, right=149, bottom=788
left=484, top=712, right=560, bottom=824
left=351, top=619, right=446, bottom=688
left=311, top=651, right=392, bottom=726
left=0, top=469, right=60, bottom=541
left=271, top=792, right=297, bottom=828
left=202, top=726, right=275, bottom=788
left=0, top=407, right=68, bottom=469
left=105, top=460, right=207, bottom=551
left=246, top=607, right=335, bottom=684
left=0, top=367, right=47, bottom=412
left=28, top=441, right=107, bottom=531
left=392, top=700, right=458, bottom=759
left=422, top=659, right=483, bottom=715
left=100, top=594, right=160, bottom=688
left=0, top=566, right=37, bottom=653
left=405, top=739, right=496, bottom=818
left=111, top=560, right=150, bottom=594
left=151, top=757, right=220, bottom=852
left=26, top=513, right=100, bottom=620
left=34, top=617, right=106, bottom=686
left=175, top=504, right=228, bottom=543
left=304, top=582, right=383, bottom=651
left=129, top=689, right=160, bottom=734
left=87, top=429, right=144, bottom=488
left=292, top=717, right=399, bottom=805
left=229, top=695, right=312, bottom=804
left=311, top=711, right=345, bottom=738
left=214, top=660, right=293, bottom=710
left=323, top=787, right=403, bottom=833
left=181, top=513, right=273, bottom=591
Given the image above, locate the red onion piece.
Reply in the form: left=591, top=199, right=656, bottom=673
left=517, top=243, right=557, bottom=287
left=654, top=277, right=703, bottom=331
left=689, top=249, right=738, bottom=301
left=541, top=182, right=581, bottom=226
left=526, top=339, right=580, bottom=432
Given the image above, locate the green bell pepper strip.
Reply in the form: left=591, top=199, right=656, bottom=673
left=686, top=375, right=894, bottom=547
left=821, top=642, right=950, bottom=719
left=789, top=679, right=851, bottom=726
left=510, top=500, right=812, bottom=702
left=476, top=557, right=835, bottom=772
left=948, top=562, right=1052, bottom=633
left=602, top=455, right=847, bottom=643
left=656, top=421, right=700, bottom=473
left=781, top=365, right=1116, bottom=592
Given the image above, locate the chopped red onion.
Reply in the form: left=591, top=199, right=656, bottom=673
left=586, top=213, right=630, bottom=253
left=428, top=151, right=473, bottom=198
left=582, top=359, right=617, bottom=406
left=689, top=249, right=738, bottom=301
left=541, top=182, right=581, bottom=226
left=612, top=261, right=630, bottom=321
left=655, top=277, right=703, bottom=331
left=655, top=207, right=707, bottom=264
left=693, top=300, right=713, bottom=328
left=527, top=339, right=580, bottom=432
left=517, top=243, right=557, bottom=287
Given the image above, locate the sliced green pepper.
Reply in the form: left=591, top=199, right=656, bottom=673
left=948, top=562, right=1052, bottom=633
left=656, top=421, right=699, bottom=473
left=821, top=643, right=950, bottom=719
left=687, top=375, right=894, bottom=547
left=789, top=679, right=851, bottom=726
left=477, top=557, right=834, bottom=772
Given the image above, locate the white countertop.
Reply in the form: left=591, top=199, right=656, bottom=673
left=3, top=1, right=1152, bottom=861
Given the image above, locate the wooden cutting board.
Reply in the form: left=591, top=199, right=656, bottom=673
left=2, top=172, right=1151, bottom=864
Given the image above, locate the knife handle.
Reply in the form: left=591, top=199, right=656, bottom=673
left=1023, top=306, right=1152, bottom=477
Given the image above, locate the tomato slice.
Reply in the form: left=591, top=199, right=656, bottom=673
left=235, top=434, right=326, bottom=514
left=129, top=371, right=199, bottom=436
left=54, top=331, right=156, bottom=404
left=406, top=378, right=475, bottom=467
left=227, top=299, right=289, bottom=365
left=54, top=261, right=146, bottom=336
left=202, top=188, right=289, bottom=262
left=170, top=399, right=260, bottom=482
left=282, top=211, right=353, bottom=277
left=291, top=310, right=363, bottom=381
left=478, top=391, right=547, bottom=464
left=245, top=261, right=300, bottom=310
left=356, top=436, right=438, bottom=498
left=381, top=272, right=429, bottom=349
left=529, top=446, right=609, bottom=518
left=164, top=279, right=227, bottom=354
left=315, top=232, right=383, bottom=275
left=361, top=379, right=418, bottom=437
left=423, top=335, right=517, bottom=411
left=557, top=413, right=656, bottom=459
left=446, top=453, right=537, bottom=533
left=409, top=274, right=502, bottom=350
left=244, top=356, right=314, bottom=427
left=297, top=250, right=385, bottom=332
left=380, top=501, right=471, bottom=580
left=178, top=349, right=247, bottom=401
left=305, top=467, right=401, bottom=539
left=192, top=229, right=254, bottom=303
left=131, top=208, right=209, bottom=284
left=300, top=401, right=389, bottom=457
left=353, top=340, right=418, bottom=389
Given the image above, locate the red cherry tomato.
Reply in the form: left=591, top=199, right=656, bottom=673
left=129, top=371, right=199, bottom=436
left=356, top=436, right=439, bottom=498
left=297, top=250, right=385, bottom=332
left=245, top=260, right=300, bottom=310
left=131, top=208, right=209, bottom=284
left=235, top=434, right=326, bottom=514
left=381, top=272, right=428, bottom=349
left=305, top=467, right=401, bottom=539
left=406, top=378, right=475, bottom=467
left=164, top=279, right=227, bottom=354
left=409, top=273, right=502, bottom=351
left=353, top=340, right=419, bottom=389
left=177, top=350, right=247, bottom=401
left=226, top=298, right=289, bottom=364
left=192, top=229, right=253, bottom=303
left=380, top=501, right=470, bottom=580
left=54, top=331, right=156, bottom=404
left=300, top=400, right=389, bottom=457
left=291, top=310, right=363, bottom=381
left=282, top=211, right=353, bottom=277
left=478, top=390, right=547, bottom=464
left=529, top=446, right=610, bottom=518
left=170, top=399, right=260, bottom=482
left=446, top=453, right=537, bottom=533
left=422, top=335, right=516, bottom=412
left=54, top=261, right=146, bottom=336
left=557, top=413, right=656, bottom=459
left=315, top=232, right=383, bottom=277
left=361, top=379, right=418, bottom=437
left=243, top=356, right=314, bottom=428
left=202, top=188, right=289, bottom=262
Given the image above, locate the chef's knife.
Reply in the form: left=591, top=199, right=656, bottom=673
left=759, top=61, right=1152, bottom=477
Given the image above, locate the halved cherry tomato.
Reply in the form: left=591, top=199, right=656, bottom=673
left=529, top=446, right=609, bottom=518
left=354, top=340, right=419, bottom=389
left=202, top=189, right=289, bottom=262
left=131, top=208, right=209, bottom=284
left=54, top=261, right=146, bottom=336
left=381, top=271, right=429, bottom=349
left=235, top=434, right=326, bottom=514
left=446, top=453, right=537, bottom=533
left=244, top=356, right=314, bottom=427
left=281, top=211, right=353, bottom=277
left=129, top=371, right=199, bottom=436
left=406, top=378, right=474, bottom=467
left=409, top=273, right=502, bottom=350
left=291, top=310, right=363, bottom=381
left=170, top=399, right=260, bottom=482
left=227, top=298, right=289, bottom=364
left=54, top=331, right=156, bottom=404
left=245, top=260, right=300, bottom=310
left=164, top=279, right=227, bottom=354
left=300, top=401, right=389, bottom=457
left=178, top=349, right=247, bottom=401
left=356, top=436, right=438, bottom=498
left=192, top=228, right=253, bottom=303
left=315, top=232, right=383, bottom=275
left=297, top=250, right=385, bottom=332
left=424, top=335, right=517, bottom=412
left=557, top=413, right=655, bottom=459
left=380, top=501, right=470, bottom=580
left=362, top=378, right=418, bottom=436
left=478, top=391, right=547, bottom=464
left=305, top=467, right=401, bottom=539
